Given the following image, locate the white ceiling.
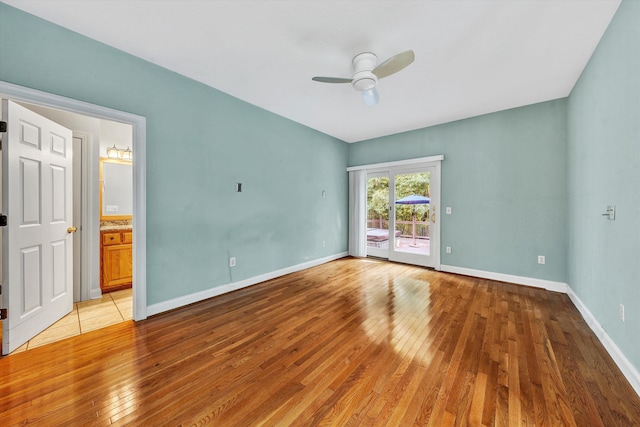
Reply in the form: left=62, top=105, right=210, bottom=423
left=3, top=0, right=621, bottom=143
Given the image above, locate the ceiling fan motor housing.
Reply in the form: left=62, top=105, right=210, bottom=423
left=351, top=52, right=378, bottom=92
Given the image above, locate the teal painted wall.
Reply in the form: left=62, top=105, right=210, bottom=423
left=0, top=3, right=349, bottom=305
left=349, top=100, right=568, bottom=282
left=567, top=0, right=640, bottom=371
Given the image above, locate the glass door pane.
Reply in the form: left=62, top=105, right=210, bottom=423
left=366, top=173, right=390, bottom=258
left=389, top=166, right=437, bottom=267
left=393, top=171, right=430, bottom=256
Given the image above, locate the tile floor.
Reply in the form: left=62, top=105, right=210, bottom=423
left=11, top=288, right=132, bottom=354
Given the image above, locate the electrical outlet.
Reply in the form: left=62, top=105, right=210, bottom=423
left=446, top=246, right=452, bottom=254
left=538, top=255, right=545, bottom=264
left=229, top=257, right=236, bottom=267
left=620, top=304, right=625, bottom=322
left=322, top=240, right=326, bottom=248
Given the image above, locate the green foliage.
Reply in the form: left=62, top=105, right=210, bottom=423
left=395, top=173, right=430, bottom=221
left=367, top=173, right=430, bottom=223
left=367, top=176, right=389, bottom=219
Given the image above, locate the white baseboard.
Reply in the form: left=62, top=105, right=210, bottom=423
left=147, top=252, right=348, bottom=317
left=566, top=285, right=640, bottom=397
left=440, top=264, right=568, bottom=293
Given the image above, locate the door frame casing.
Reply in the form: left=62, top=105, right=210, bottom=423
left=0, top=81, right=147, bottom=320
left=72, top=131, right=101, bottom=302
left=348, top=155, right=443, bottom=270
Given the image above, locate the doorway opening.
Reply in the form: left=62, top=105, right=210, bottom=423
left=0, top=81, right=147, bottom=355
left=350, top=155, right=442, bottom=269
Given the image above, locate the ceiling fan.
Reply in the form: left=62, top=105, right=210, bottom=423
left=312, top=50, right=415, bottom=106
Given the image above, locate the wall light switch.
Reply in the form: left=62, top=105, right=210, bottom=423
left=446, top=207, right=452, bottom=214
left=236, top=183, right=242, bottom=192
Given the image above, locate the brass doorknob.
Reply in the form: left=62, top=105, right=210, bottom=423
left=67, top=226, right=78, bottom=233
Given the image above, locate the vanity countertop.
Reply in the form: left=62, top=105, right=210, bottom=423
left=100, top=225, right=132, bottom=231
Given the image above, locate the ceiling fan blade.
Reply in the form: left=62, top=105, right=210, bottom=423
left=372, top=50, right=415, bottom=79
left=312, top=76, right=353, bottom=84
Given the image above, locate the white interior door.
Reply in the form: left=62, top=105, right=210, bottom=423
left=2, top=100, right=74, bottom=355
left=388, top=165, right=440, bottom=268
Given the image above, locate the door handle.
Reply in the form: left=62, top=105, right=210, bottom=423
left=67, top=226, right=78, bottom=233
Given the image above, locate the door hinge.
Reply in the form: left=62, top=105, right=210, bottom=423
left=0, top=214, right=6, bottom=227
left=0, top=308, right=7, bottom=320
left=0, top=121, right=6, bottom=133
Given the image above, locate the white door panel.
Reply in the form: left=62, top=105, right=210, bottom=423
left=22, top=246, right=42, bottom=315
left=2, top=100, right=73, bottom=355
left=389, top=166, right=440, bottom=268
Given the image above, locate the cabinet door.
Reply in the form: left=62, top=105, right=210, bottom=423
left=103, top=244, right=133, bottom=289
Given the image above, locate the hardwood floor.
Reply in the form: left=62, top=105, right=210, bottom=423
left=1, top=257, right=639, bottom=426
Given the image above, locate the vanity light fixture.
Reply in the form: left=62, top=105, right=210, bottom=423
left=107, top=144, right=120, bottom=159
left=122, top=147, right=133, bottom=161
left=106, top=144, right=133, bottom=161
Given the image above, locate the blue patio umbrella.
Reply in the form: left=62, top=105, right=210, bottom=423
left=395, top=195, right=430, bottom=205
left=395, top=195, right=430, bottom=245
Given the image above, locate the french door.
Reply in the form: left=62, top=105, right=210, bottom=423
left=366, top=163, right=440, bottom=268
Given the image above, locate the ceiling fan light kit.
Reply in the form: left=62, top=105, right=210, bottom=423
left=362, top=87, right=379, bottom=106
left=312, top=50, right=415, bottom=106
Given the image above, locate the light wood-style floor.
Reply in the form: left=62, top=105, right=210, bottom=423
left=1, top=257, right=639, bottom=425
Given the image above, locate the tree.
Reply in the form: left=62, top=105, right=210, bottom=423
left=366, top=172, right=431, bottom=226
left=367, top=176, right=389, bottom=227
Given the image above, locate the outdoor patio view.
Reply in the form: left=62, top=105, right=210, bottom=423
left=367, top=172, right=431, bottom=256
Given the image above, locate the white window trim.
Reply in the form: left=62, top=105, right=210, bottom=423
left=346, top=155, right=444, bottom=172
